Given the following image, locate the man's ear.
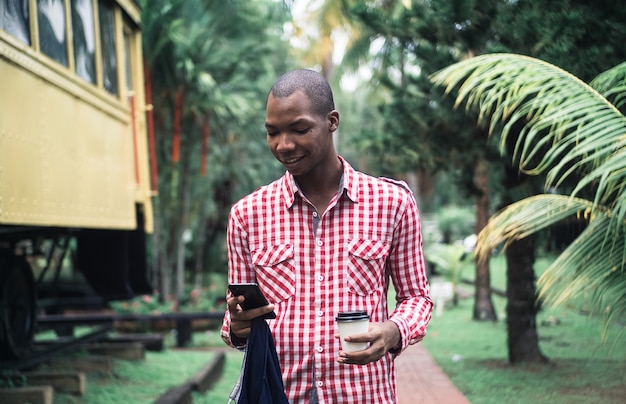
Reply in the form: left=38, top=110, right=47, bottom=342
left=328, top=110, right=339, bottom=132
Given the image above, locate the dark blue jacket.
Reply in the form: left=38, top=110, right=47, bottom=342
left=238, top=317, right=289, bottom=404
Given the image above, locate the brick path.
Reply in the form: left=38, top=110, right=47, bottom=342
left=395, top=344, right=469, bottom=404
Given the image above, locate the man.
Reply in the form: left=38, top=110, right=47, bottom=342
left=221, top=69, right=432, bottom=403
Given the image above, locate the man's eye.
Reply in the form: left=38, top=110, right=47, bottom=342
left=295, top=128, right=309, bottom=134
left=267, top=131, right=278, bottom=137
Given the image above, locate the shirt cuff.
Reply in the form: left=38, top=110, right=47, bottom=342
left=387, top=320, right=403, bottom=355
left=388, top=341, right=402, bottom=356
left=230, top=329, right=248, bottom=350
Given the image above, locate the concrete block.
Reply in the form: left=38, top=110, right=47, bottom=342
left=153, top=383, right=192, bottom=404
left=0, top=386, right=53, bottom=404
left=25, top=371, right=86, bottom=394
left=190, top=352, right=225, bottom=393
left=86, top=342, right=145, bottom=361
left=106, top=333, right=165, bottom=351
left=46, top=355, right=114, bottom=374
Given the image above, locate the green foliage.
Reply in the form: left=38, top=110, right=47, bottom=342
left=340, top=0, right=514, bottom=219
left=494, top=0, right=626, bottom=83
left=0, top=371, right=26, bottom=388
left=139, top=0, right=293, bottom=299
left=425, top=243, right=467, bottom=284
left=342, top=0, right=626, bottom=207
left=436, top=205, right=474, bottom=243
left=432, top=54, right=626, bottom=335
left=108, top=283, right=225, bottom=315
left=590, top=62, right=626, bottom=113
left=431, top=54, right=626, bottom=189
left=108, top=294, right=175, bottom=315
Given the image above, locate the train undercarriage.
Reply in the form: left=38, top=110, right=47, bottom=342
left=0, top=215, right=151, bottom=368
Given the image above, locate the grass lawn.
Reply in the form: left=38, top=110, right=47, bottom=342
left=422, top=254, right=626, bottom=404
left=53, top=345, right=218, bottom=403
left=49, top=328, right=244, bottom=403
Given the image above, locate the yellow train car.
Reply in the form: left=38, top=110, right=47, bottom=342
left=0, top=0, right=154, bottom=360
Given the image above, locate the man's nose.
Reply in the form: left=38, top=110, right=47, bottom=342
left=276, top=133, right=295, bottom=152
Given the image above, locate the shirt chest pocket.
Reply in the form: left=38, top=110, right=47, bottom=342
left=347, top=238, right=390, bottom=295
left=252, top=244, right=296, bottom=303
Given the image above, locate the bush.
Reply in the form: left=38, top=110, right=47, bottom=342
left=109, top=284, right=225, bottom=315
left=436, top=205, right=474, bottom=244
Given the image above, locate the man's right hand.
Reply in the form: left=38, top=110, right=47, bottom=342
left=227, top=295, right=276, bottom=339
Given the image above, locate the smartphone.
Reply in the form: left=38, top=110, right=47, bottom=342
left=228, top=283, right=277, bottom=319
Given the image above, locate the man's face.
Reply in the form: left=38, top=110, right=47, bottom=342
left=265, top=90, right=337, bottom=177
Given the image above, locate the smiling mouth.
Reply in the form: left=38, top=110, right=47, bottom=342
left=282, top=156, right=303, bottom=165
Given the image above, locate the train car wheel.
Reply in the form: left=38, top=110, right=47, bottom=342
left=0, top=254, right=37, bottom=359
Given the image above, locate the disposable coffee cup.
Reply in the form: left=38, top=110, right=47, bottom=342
left=336, top=311, right=370, bottom=352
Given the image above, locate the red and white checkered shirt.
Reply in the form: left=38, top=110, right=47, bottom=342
left=222, top=157, right=432, bottom=403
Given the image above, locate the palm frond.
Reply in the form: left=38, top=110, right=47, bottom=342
left=430, top=54, right=626, bottom=206
left=474, top=194, right=594, bottom=262
left=475, top=194, right=625, bottom=337
left=537, top=214, right=626, bottom=341
left=590, top=61, right=626, bottom=110
left=432, top=53, right=626, bottom=337
left=424, top=243, right=466, bottom=285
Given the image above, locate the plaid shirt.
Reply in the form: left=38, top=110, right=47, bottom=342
left=222, top=157, right=432, bottom=403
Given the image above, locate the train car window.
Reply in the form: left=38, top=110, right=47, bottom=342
left=0, top=0, right=30, bottom=44
left=123, top=26, right=132, bottom=91
left=37, top=0, right=68, bottom=66
left=70, top=0, right=96, bottom=84
left=98, top=0, right=118, bottom=96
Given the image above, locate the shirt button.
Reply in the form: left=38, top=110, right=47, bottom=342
left=317, top=346, right=323, bottom=352
left=313, top=211, right=318, bottom=218
left=316, top=239, right=323, bottom=246
left=317, top=311, right=323, bottom=317
left=317, top=275, right=324, bottom=282
left=316, top=381, right=323, bottom=387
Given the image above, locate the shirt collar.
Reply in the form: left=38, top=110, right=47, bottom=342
left=281, top=155, right=359, bottom=209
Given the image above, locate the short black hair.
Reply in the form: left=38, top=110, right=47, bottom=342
left=269, top=69, right=335, bottom=117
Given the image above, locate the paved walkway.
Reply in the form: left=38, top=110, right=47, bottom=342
left=395, top=344, right=469, bottom=404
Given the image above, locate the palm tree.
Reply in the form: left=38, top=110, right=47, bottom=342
left=140, top=0, right=291, bottom=301
left=291, top=0, right=369, bottom=79
left=431, top=54, right=626, bottom=343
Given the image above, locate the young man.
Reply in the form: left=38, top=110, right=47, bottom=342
left=222, top=69, right=432, bottom=403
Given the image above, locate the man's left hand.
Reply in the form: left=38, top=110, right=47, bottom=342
left=336, top=321, right=401, bottom=365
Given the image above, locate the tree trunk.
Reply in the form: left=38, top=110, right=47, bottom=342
left=193, top=203, right=209, bottom=290
left=473, top=158, right=497, bottom=321
left=160, top=236, right=171, bottom=300
left=175, top=151, right=192, bottom=302
left=163, top=164, right=179, bottom=300
left=505, top=236, right=549, bottom=364
left=151, top=198, right=161, bottom=293
left=410, top=168, right=435, bottom=213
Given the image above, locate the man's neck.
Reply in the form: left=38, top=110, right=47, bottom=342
left=295, top=158, right=343, bottom=213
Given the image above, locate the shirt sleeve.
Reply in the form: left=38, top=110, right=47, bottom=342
left=221, top=204, right=255, bottom=348
left=387, top=188, right=433, bottom=353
